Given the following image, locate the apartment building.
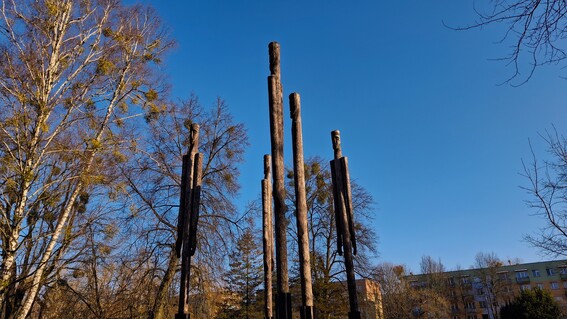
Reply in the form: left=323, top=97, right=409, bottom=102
left=356, top=279, right=384, bottom=319
left=408, top=259, right=567, bottom=319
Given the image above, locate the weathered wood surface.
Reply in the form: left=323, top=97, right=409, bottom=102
left=330, top=130, right=361, bottom=319
left=262, top=154, right=274, bottom=319
left=176, top=124, right=202, bottom=319
left=289, top=93, right=314, bottom=319
left=267, top=41, right=291, bottom=319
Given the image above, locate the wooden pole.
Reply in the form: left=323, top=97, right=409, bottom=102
left=289, top=93, right=314, bottom=319
left=262, top=155, right=274, bottom=319
left=267, top=41, right=291, bottom=319
left=329, top=130, right=361, bottom=319
left=176, top=124, right=201, bottom=319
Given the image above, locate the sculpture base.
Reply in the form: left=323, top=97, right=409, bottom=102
left=275, top=292, right=292, bottom=319
left=348, top=311, right=361, bottom=319
left=300, top=306, right=314, bottom=319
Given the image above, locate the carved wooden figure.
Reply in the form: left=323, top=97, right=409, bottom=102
left=175, top=124, right=203, bottom=319
left=329, top=130, right=360, bottom=319
left=267, top=42, right=292, bottom=319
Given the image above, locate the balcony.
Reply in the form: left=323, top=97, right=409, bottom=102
left=516, top=276, right=531, bottom=284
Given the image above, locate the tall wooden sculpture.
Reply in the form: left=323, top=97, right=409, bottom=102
left=267, top=41, right=292, bottom=319
left=175, top=124, right=203, bottom=319
left=289, top=93, right=314, bottom=319
left=262, top=155, right=274, bottom=319
left=329, top=130, right=360, bottom=319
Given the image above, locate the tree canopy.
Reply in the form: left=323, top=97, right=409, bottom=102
left=0, top=0, right=172, bottom=318
left=500, top=287, right=562, bottom=319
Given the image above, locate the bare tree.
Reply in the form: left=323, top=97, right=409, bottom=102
left=412, top=256, right=450, bottom=319
left=118, top=96, right=248, bottom=319
left=471, top=252, right=511, bottom=319
left=372, top=263, right=414, bottom=319
left=0, top=1, right=172, bottom=318
left=456, top=0, right=567, bottom=84
left=522, top=128, right=567, bottom=257
left=373, top=262, right=449, bottom=319
left=285, top=157, right=377, bottom=317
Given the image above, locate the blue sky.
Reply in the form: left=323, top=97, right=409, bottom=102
left=134, top=1, right=567, bottom=272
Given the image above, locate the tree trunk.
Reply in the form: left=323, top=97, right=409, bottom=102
left=151, top=246, right=179, bottom=319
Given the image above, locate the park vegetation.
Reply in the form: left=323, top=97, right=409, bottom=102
left=0, top=1, right=379, bottom=318
left=4, top=0, right=567, bottom=318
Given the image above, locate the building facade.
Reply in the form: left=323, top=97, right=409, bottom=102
left=408, top=259, right=567, bottom=319
left=357, top=279, right=384, bottom=319
left=289, top=278, right=383, bottom=319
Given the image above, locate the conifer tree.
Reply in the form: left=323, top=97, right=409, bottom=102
left=220, top=226, right=263, bottom=319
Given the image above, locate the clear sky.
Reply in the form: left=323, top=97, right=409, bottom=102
left=133, top=1, right=567, bottom=272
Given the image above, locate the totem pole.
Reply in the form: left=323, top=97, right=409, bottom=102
left=289, top=93, right=314, bottom=319
left=175, top=124, right=203, bottom=319
left=329, top=130, right=360, bottom=319
left=267, top=41, right=292, bottom=319
left=262, top=155, right=274, bottom=319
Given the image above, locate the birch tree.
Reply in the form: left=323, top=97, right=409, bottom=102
left=0, top=1, right=172, bottom=318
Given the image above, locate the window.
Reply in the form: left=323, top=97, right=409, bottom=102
left=532, top=269, right=541, bottom=277
left=453, top=316, right=459, bottom=319
left=547, top=268, right=556, bottom=276
left=563, top=281, right=567, bottom=289
left=537, top=283, right=544, bottom=289
left=516, top=271, right=528, bottom=279
left=466, top=302, right=475, bottom=309
left=448, top=277, right=455, bottom=286
left=551, top=282, right=559, bottom=290
left=476, top=288, right=484, bottom=295
left=521, top=284, right=531, bottom=291
left=467, top=315, right=477, bottom=319
left=479, top=301, right=487, bottom=308
left=451, top=304, right=459, bottom=311
left=498, top=272, right=509, bottom=280
left=461, top=276, right=470, bottom=284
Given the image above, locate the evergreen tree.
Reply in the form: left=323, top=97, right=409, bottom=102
left=220, top=226, right=263, bottom=319
left=500, top=288, right=562, bottom=319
